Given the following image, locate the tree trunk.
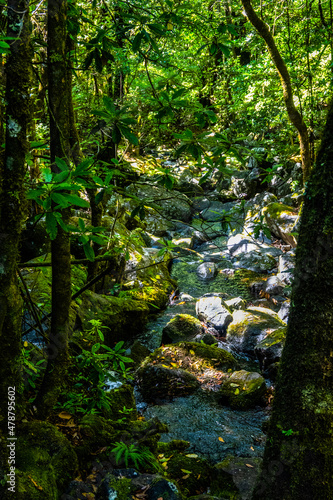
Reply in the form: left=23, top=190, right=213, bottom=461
left=241, top=0, right=311, bottom=184
left=252, top=101, right=333, bottom=499
left=0, top=0, right=31, bottom=428
left=35, top=0, right=72, bottom=418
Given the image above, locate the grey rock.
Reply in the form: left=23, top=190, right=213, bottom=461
left=197, top=262, right=218, bottom=280
left=225, top=297, right=247, bottom=311
left=264, top=276, right=285, bottom=295
left=278, top=300, right=290, bottom=323
left=196, top=295, right=233, bottom=334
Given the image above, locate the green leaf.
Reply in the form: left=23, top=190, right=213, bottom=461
left=65, top=194, right=89, bottom=208
left=55, top=157, right=69, bottom=172
left=92, top=343, right=101, bottom=353
left=92, top=110, right=112, bottom=120
left=103, top=96, right=116, bottom=114
left=83, top=242, right=95, bottom=261
left=118, top=125, right=139, bottom=145
left=132, top=32, right=144, bottom=52
left=46, top=212, right=58, bottom=240
left=53, top=170, right=70, bottom=183
left=219, top=44, right=230, bottom=57
left=51, top=192, right=71, bottom=208
left=0, top=40, right=10, bottom=49
left=114, top=341, right=124, bottom=352
left=227, top=24, right=238, bottom=36
left=78, top=218, right=86, bottom=232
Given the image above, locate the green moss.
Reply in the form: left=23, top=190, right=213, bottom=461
left=104, top=385, right=138, bottom=421
left=128, top=340, right=151, bottom=367
left=101, top=475, right=132, bottom=500
left=165, top=453, right=214, bottom=496
left=263, top=202, right=296, bottom=219
left=141, top=342, right=238, bottom=373
left=220, top=370, right=266, bottom=409
left=119, top=284, right=168, bottom=310
left=77, top=290, right=150, bottom=345
left=162, top=314, right=204, bottom=343
left=256, top=327, right=287, bottom=350
left=157, top=440, right=190, bottom=454
left=12, top=421, right=78, bottom=499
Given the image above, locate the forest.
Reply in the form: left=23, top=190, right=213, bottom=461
left=1, top=0, right=333, bottom=498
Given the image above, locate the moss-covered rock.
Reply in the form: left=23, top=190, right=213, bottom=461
left=126, top=184, right=192, bottom=222
left=162, top=314, right=204, bottom=344
left=254, top=326, right=287, bottom=373
left=164, top=452, right=214, bottom=496
left=212, top=456, right=262, bottom=500
left=136, top=364, right=200, bottom=401
left=262, top=202, right=298, bottom=248
left=105, top=385, right=138, bottom=421
left=219, top=370, right=266, bottom=409
left=157, top=440, right=190, bottom=454
left=136, top=342, right=239, bottom=400
left=97, top=474, right=132, bottom=500
left=77, top=290, right=150, bottom=345
left=8, top=421, right=78, bottom=500
left=226, top=306, right=286, bottom=355
left=128, top=341, right=151, bottom=367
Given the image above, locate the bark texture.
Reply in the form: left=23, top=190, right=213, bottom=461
left=241, top=0, right=311, bottom=183
left=35, top=0, right=72, bottom=417
left=252, top=102, right=333, bottom=499
left=0, top=0, right=31, bottom=427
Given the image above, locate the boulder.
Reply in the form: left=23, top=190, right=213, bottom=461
left=136, top=342, right=238, bottom=401
left=263, top=275, right=285, bottom=296
left=278, top=299, right=290, bottom=323
left=219, top=370, right=266, bottom=409
left=262, top=202, right=298, bottom=247
left=12, top=421, right=78, bottom=500
left=197, top=262, right=218, bottom=280
left=136, top=364, right=200, bottom=401
left=196, top=295, right=233, bottom=334
left=255, top=327, right=287, bottom=374
left=231, top=250, right=277, bottom=273
left=126, top=184, right=192, bottom=222
left=277, top=250, right=295, bottom=286
left=226, top=306, right=286, bottom=355
left=225, top=297, right=247, bottom=311
left=162, top=314, right=204, bottom=344
left=77, top=290, right=150, bottom=345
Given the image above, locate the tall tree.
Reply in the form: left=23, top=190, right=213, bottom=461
left=0, top=0, right=31, bottom=426
left=35, top=0, right=72, bottom=417
left=240, top=0, right=311, bottom=183
left=252, top=100, right=333, bottom=499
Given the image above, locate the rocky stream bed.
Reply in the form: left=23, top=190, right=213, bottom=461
left=20, top=153, right=301, bottom=500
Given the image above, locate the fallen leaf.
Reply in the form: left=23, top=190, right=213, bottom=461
left=181, top=469, right=192, bottom=474
left=186, top=454, right=198, bottom=458
left=90, top=446, right=107, bottom=455
left=182, top=474, right=190, bottom=479
left=218, top=437, right=224, bottom=442
left=250, top=446, right=254, bottom=451
left=190, top=350, right=195, bottom=355
left=58, top=411, right=73, bottom=420
left=246, top=464, right=254, bottom=468
left=234, top=388, right=240, bottom=395
left=28, top=476, right=43, bottom=491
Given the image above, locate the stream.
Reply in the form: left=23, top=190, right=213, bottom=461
left=133, top=213, right=273, bottom=465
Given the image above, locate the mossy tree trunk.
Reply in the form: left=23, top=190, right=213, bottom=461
left=241, top=0, right=311, bottom=184
left=0, top=0, right=31, bottom=428
left=252, top=101, right=333, bottom=499
left=35, top=0, right=72, bottom=418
